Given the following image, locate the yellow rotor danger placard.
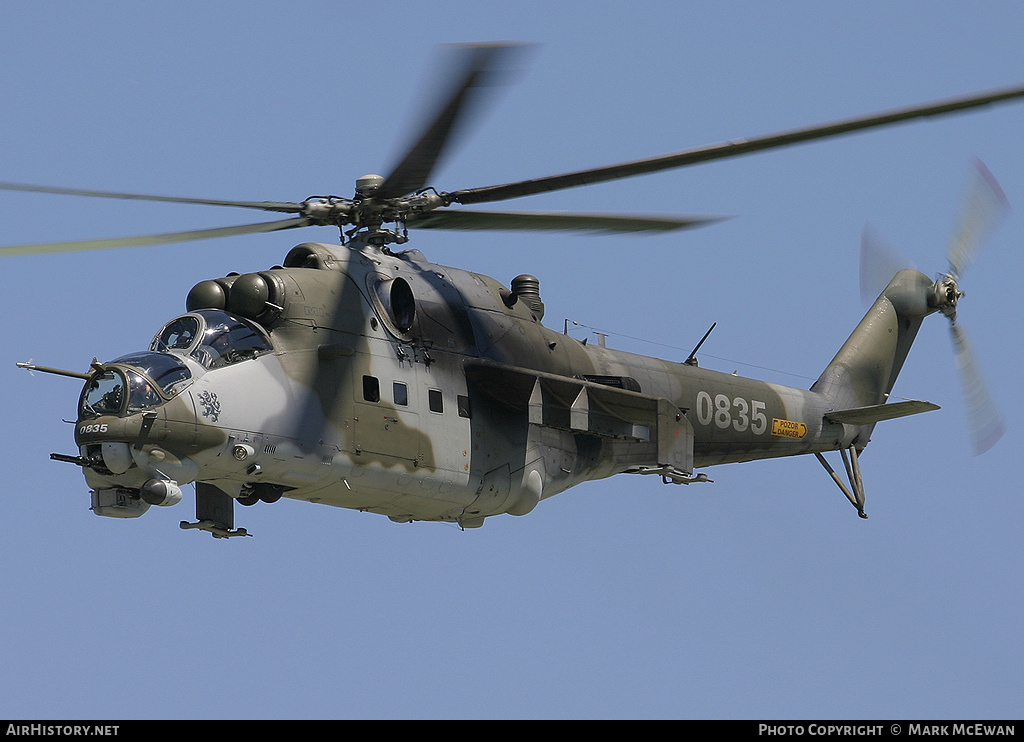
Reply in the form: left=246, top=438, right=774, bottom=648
left=771, top=418, right=807, bottom=439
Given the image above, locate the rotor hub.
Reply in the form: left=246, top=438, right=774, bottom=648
left=932, top=275, right=963, bottom=319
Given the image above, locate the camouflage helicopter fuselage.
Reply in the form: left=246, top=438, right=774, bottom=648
left=71, top=238, right=948, bottom=535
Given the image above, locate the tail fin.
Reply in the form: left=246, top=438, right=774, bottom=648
left=812, top=269, right=939, bottom=412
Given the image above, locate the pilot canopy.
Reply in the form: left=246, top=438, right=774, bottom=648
left=151, top=309, right=273, bottom=370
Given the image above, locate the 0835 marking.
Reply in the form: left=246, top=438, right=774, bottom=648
left=695, top=391, right=768, bottom=435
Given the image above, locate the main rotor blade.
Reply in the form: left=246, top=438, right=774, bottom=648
left=946, top=159, right=1009, bottom=279
left=378, top=43, right=527, bottom=200
left=447, top=83, right=1024, bottom=205
left=0, top=216, right=313, bottom=256
left=950, top=322, right=1005, bottom=455
left=405, top=209, right=724, bottom=234
left=0, top=181, right=306, bottom=213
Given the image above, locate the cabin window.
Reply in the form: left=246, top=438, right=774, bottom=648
left=393, top=382, right=408, bottom=406
left=362, top=375, right=380, bottom=403
left=428, top=388, right=443, bottom=414
left=457, top=395, right=472, bottom=419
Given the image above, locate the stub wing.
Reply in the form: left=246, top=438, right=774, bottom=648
left=464, top=359, right=694, bottom=477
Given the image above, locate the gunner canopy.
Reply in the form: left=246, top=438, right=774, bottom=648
left=79, top=352, right=191, bottom=417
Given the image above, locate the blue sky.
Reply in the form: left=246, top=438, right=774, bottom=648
left=2, top=1, right=1022, bottom=720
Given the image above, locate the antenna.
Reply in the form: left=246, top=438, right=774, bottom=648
left=685, top=322, right=716, bottom=366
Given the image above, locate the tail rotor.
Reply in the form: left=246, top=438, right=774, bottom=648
left=859, top=159, right=1009, bottom=454
left=946, top=158, right=1009, bottom=281
left=949, top=321, right=1006, bottom=454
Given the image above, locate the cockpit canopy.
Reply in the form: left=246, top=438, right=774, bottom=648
left=151, top=309, right=273, bottom=370
left=80, top=352, right=191, bottom=417
left=79, top=310, right=274, bottom=419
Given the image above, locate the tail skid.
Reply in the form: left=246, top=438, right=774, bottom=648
left=815, top=399, right=941, bottom=519
left=815, top=448, right=868, bottom=519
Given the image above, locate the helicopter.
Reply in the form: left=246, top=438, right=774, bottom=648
left=4, top=44, right=1022, bottom=538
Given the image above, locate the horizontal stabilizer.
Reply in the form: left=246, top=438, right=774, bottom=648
left=824, top=399, right=940, bottom=425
